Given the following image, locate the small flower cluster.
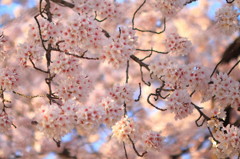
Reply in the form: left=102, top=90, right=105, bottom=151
left=149, top=58, right=211, bottom=91
left=17, top=43, right=45, bottom=67
left=0, top=112, right=12, bottom=133
left=51, top=54, right=81, bottom=74
left=112, top=116, right=135, bottom=143
left=76, top=105, right=104, bottom=133
left=142, top=131, right=165, bottom=151
left=155, top=0, right=185, bottom=17
left=50, top=4, right=63, bottom=18
left=55, top=73, right=94, bottom=103
left=185, top=64, right=211, bottom=92
left=109, top=84, right=134, bottom=106
left=166, top=89, right=193, bottom=120
left=73, top=0, right=120, bottom=19
left=209, top=72, right=240, bottom=109
left=100, top=97, right=123, bottom=126
left=208, top=119, right=240, bottom=158
left=215, top=5, right=239, bottom=35
left=102, top=26, right=137, bottom=68
left=59, top=14, right=106, bottom=54
left=149, top=57, right=186, bottom=89
left=36, top=102, right=76, bottom=140
left=0, top=67, right=19, bottom=90
left=164, top=33, right=193, bottom=56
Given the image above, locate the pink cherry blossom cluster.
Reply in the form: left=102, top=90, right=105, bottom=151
left=59, top=14, right=106, bottom=54
left=0, top=67, right=19, bottom=90
left=55, top=73, right=94, bottom=103
left=150, top=58, right=210, bottom=90
left=209, top=72, right=240, bottom=110
left=36, top=102, right=76, bottom=140
left=73, top=0, right=120, bottom=19
left=51, top=54, right=81, bottom=74
left=208, top=119, right=240, bottom=158
left=164, top=32, right=193, bottom=56
left=102, top=26, right=137, bottom=68
left=142, top=131, right=165, bottom=151
left=50, top=4, right=63, bottom=18
left=108, top=83, right=134, bottom=106
left=215, top=5, right=239, bottom=35
left=17, top=43, right=45, bottom=67
left=185, top=64, right=211, bottom=93
left=155, top=0, right=185, bottom=17
left=0, top=112, right=12, bottom=133
left=100, top=97, right=123, bottom=127
left=167, top=89, right=193, bottom=120
left=76, top=105, right=104, bottom=134
left=112, top=116, right=135, bottom=143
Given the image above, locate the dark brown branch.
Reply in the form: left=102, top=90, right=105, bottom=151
left=53, top=138, right=61, bottom=147
left=207, top=127, right=220, bottom=144
left=128, top=135, right=147, bottom=157
left=34, top=14, right=47, bottom=51
left=226, top=0, right=235, bottom=3
left=13, top=91, right=45, bottom=99
left=140, top=51, right=152, bottom=61
left=65, top=52, right=99, bottom=60
left=140, top=66, right=151, bottom=86
left=135, top=83, right=142, bottom=102
left=147, top=93, right=167, bottom=111
left=123, top=142, right=129, bottom=159
left=184, top=0, right=198, bottom=5
left=132, top=0, right=166, bottom=34
left=94, top=11, right=107, bottom=22
left=123, top=102, right=127, bottom=117
left=130, top=55, right=149, bottom=71
left=136, top=48, right=168, bottom=54
left=210, top=59, right=223, bottom=78
left=126, top=60, right=129, bottom=83
left=29, top=57, right=48, bottom=73
left=51, top=0, right=75, bottom=8
left=191, top=102, right=210, bottom=122
left=227, top=59, right=240, bottom=75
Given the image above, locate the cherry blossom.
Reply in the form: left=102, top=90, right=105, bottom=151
left=164, top=32, right=193, bottom=56
left=166, top=89, right=193, bottom=120
left=143, top=131, right=165, bottom=151
left=112, top=116, right=135, bottom=143
left=215, top=5, right=239, bottom=35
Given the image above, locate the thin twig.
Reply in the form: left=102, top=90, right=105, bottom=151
left=130, top=55, right=149, bottom=71
left=53, top=138, right=61, bottom=147
left=13, top=91, right=46, bottom=99
left=123, top=142, right=128, bottom=159
left=147, top=93, right=167, bottom=111
left=65, top=52, right=99, bottom=60
left=210, top=59, right=223, bottom=78
left=29, top=57, right=48, bottom=73
left=126, top=60, right=129, bottom=83
left=94, top=11, right=107, bottom=22
left=128, top=135, right=147, bottom=157
left=34, top=14, right=47, bottom=51
left=132, top=0, right=166, bottom=34
left=135, top=83, right=142, bottom=102
left=123, top=102, right=127, bottom=117
left=136, top=48, right=168, bottom=54
left=227, top=59, right=240, bottom=75
left=140, top=66, right=151, bottom=86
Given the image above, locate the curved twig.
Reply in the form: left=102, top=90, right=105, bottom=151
left=132, top=0, right=166, bottom=34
